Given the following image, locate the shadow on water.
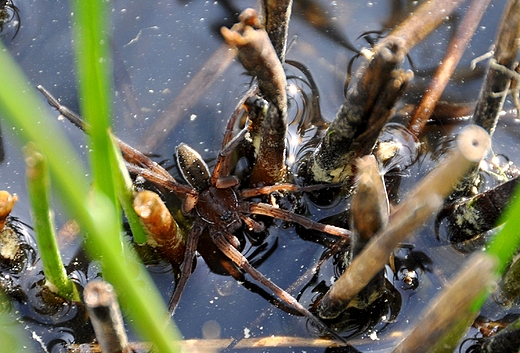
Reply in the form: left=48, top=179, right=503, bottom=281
left=0, top=0, right=518, bottom=352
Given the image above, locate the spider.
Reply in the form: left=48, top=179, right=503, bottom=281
left=0, top=0, right=20, bottom=38
left=38, top=85, right=352, bottom=341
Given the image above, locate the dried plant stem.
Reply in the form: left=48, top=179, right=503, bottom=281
left=318, top=125, right=490, bottom=319
left=68, top=336, right=345, bottom=352
left=24, top=144, right=80, bottom=302
left=84, top=280, right=131, bottom=353
left=472, top=0, right=520, bottom=134
left=392, top=253, right=497, bottom=353
left=308, top=38, right=407, bottom=183
left=261, top=0, right=293, bottom=62
left=381, top=0, right=467, bottom=54
left=408, top=0, right=491, bottom=137
left=350, top=155, right=389, bottom=257
left=139, top=44, right=236, bottom=151
left=133, top=190, right=185, bottom=264
left=0, top=190, right=16, bottom=231
left=222, top=9, right=288, bottom=185
left=439, top=175, right=520, bottom=243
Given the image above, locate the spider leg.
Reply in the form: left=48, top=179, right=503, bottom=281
left=37, top=85, right=178, bottom=184
left=240, top=214, right=264, bottom=232
left=211, top=86, right=258, bottom=184
left=168, top=221, right=204, bottom=315
left=126, top=164, right=197, bottom=201
left=211, top=230, right=347, bottom=343
left=240, top=183, right=342, bottom=198
left=242, top=202, right=351, bottom=238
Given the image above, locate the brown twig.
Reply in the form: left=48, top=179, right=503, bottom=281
left=318, top=125, right=490, bottom=319
left=307, top=38, right=408, bottom=183
left=261, top=0, right=293, bottom=62
left=222, top=8, right=288, bottom=185
left=349, top=155, right=389, bottom=258
left=472, top=0, right=520, bottom=134
left=392, top=253, right=497, bottom=353
left=0, top=190, right=16, bottom=231
left=84, top=280, right=131, bottom=353
left=133, top=190, right=185, bottom=265
left=67, top=336, right=345, bottom=352
left=438, top=175, right=520, bottom=243
left=408, top=0, right=491, bottom=138
left=380, top=0, right=468, bottom=54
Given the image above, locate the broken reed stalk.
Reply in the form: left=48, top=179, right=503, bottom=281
left=318, top=124, right=491, bottom=319
left=24, top=143, right=80, bottom=302
left=133, top=190, right=185, bottom=264
left=407, top=0, right=491, bottom=137
left=349, top=155, right=389, bottom=258
left=453, top=0, right=520, bottom=199
left=0, top=190, right=17, bottom=231
left=380, top=0, right=467, bottom=54
left=221, top=8, right=287, bottom=185
left=138, top=44, right=236, bottom=151
left=261, top=0, right=293, bottom=62
left=472, top=0, right=520, bottom=135
left=84, top=280, right=131, bottom=353
left=392, top=253, right=497, bottom=353
left=68, top=336, right=345, bottom=352
left=307, top=38, right=407, bottom=183
left=439, top=175, right=520, bottom=243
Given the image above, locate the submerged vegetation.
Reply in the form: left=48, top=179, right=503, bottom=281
left=1, top=0, right=520, bottom=352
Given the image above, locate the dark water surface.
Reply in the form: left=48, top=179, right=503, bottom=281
left=1, top=0, right=519, bottom=352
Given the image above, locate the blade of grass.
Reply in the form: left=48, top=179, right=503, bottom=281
left=24, top=143, right=80, bottom=302
left=110, top=134, right=148, bottom=244
left=72, top=0, right=117, bottom=203
left=0, top=31, right=180, bottom=353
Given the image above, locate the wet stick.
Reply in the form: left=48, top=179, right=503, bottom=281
left=308, top=38, right=407, bottom=183
left=455, top=0, right=520, bottom=200
left=438, top=175, right=520, bottom=243
left=350, top=155, right=389, bottom=257
left=222, top=8, right=287, bottom=185
left=472, top=0, right=520, bottom=135
left=318, top=125, right=491, bottom=319
left=133, top=190, right=185, bottom=265
left=24, top=144, right=80, bottom=302
left=392, top=253, right=497, bottom=353
left=262, top=0, right=293, bottom=62
left=0, top=190, right=16, bottom=231
left=408, top=0, right=491, bottom=137
left=380, top=0, right=467, bottom=54
left=84, top=280, right=131, bottom=353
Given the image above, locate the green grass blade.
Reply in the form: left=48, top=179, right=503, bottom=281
left=72, top=0, right=117, bottom=203
left=0, top=33, right=180, bottom=353
left=24, top=143, right=80, bottom=302
left=110, top=134, right=148, bottom=244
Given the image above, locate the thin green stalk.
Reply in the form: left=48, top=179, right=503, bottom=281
left=0, top=31, right=180, bottom=353
left=24, top=143, right=80, bottom=302
left=110, top=134, right=148, bottom=244
left=72, top=0, right=117, bottom=204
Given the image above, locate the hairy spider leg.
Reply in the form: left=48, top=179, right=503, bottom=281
left=38, top=85, right=181, bottom=186
left=214, top=85, right=259, bottom=181
left=243, top=202, right=351, bottom=238
left=168, top=221, right=204, bottom=314
left=210, top=228, right=348, bottom=343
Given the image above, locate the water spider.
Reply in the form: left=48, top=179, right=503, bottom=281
left=37, top=85, right=351, bottom=341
